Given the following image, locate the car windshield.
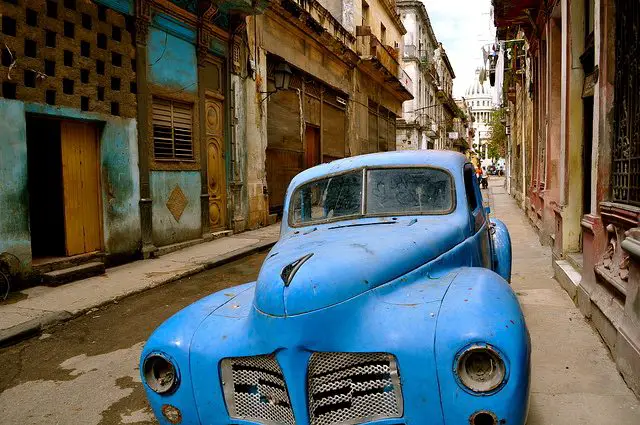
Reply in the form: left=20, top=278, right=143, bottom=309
left=290, top=167, right=454, bottom=226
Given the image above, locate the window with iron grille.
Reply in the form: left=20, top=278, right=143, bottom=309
left=152, top=98, right=194, bottom=160
left=611, top=0, right=640, bottom=205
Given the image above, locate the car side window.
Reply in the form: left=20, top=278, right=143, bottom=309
left=463, top=164, right=478, bottom=211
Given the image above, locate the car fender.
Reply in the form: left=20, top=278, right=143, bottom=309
left=435, top=267, right=530, bottom=425
left=139, top=282, right=255, bottom=425
left=491, top=218, right=512, bottom=282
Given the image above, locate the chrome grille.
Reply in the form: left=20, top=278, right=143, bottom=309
left=220, top=355, right=295, bottom=425
left=308, top=352, right=403, bottom=425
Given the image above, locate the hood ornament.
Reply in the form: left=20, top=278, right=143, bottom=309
left=281, top=253, right=314, bottom=287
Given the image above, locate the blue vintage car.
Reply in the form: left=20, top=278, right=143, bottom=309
left=140, top=151, right=530, bottom=425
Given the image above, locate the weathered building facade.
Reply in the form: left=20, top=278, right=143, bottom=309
left=433, top=42, right=457, bottom=150
left=0, top=0, right=411, bottom=283
left=494, top=0, right=640, bottom=396
left=0, top=0, right=142, bottom=277
left=243, top=0, right=413, bottom=216
left=0, top=0, right=264, bottom=280
left=453, top=97, right=472, bottom=154
left=396, top=0, right=437, bottom=150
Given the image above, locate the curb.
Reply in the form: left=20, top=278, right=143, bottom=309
left=0, top=239, right=277, bottom=348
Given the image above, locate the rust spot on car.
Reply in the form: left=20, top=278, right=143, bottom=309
left=224, top=293, right=235, bottom=297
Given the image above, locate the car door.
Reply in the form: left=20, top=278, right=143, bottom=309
left=463, top=164, right=493, bottom=268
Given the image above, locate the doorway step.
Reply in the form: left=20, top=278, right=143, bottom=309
left=33, top=252, right=106, bottom=286
left=553, top=253, right=583, bottom=302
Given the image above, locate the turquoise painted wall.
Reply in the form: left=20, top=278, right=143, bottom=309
left=0, top=100, right=31, bottom=267
left=100, top=118, right=142, bottom=256
left=147, top=18, right=202, bottom=247
left=24, top=104, right=142, bottom=258
left=0, top=102, right=142, bottom=268
left=147, top=25, right=198, bottom=93
left=150, top=171, right=202, bottom=246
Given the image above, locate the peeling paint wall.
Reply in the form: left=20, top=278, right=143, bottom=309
left=0, top=100, right=31, bottom=267
left=146, top=19, right=202, bottom=246
left=100, top=119, right=141, bottom=256
left=317, top=0, right=343, bottom=25
left=147, top=26, right=198, bottom=93
left=244, top=17, right=269, bottom=229
left=0, top=100, right=141, bottom=269
left=396, top=127, right=420, bottom=150
left=23, top=104, right=142, bottom=259
left=229, top=75, right=250, bottom=233
left=150, top=171, right=202, bottom=246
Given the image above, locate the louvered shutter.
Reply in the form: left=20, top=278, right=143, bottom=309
left=152, top=98, right=194, bottom=160
left=172, top=103, right=193, bottom=159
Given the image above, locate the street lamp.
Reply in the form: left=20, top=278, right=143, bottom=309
left=261, top=62, right=293, bottom=103
left=273, top=63, right=292, bottom=91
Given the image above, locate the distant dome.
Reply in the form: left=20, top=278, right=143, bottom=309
left=465, top=69, right=491, bottom=98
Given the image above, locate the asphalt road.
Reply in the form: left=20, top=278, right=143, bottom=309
left=0, top=251, right=268, bottom=425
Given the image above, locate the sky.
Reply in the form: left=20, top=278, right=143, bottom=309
left=421, top=0, right=496, bottom=98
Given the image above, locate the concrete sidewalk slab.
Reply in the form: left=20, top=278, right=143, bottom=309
left=0, top=224, right=280, bottom=346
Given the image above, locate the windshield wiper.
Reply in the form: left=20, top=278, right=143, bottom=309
left=328, top=221, right=397, bottom=230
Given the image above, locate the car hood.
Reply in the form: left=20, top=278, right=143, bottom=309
left=255, top=217, right=467, bottom=316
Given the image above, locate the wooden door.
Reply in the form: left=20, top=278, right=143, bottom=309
left=205, top=93, right=227, bottom=231
left=60, top=121, right=102, bottom=256
left=305, top=126, right=321, bottom=168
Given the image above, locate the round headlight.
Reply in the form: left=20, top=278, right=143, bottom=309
left=456, top=345, right=506, bottom=393
left=143, top=354, right=179, bottom=394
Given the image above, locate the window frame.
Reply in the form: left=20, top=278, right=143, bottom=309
left=287, top=165, right=457, bottom=228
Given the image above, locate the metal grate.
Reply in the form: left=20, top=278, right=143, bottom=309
left=612, top=0, right=640, bottom=204
left=220, top=355, right=295, bottom=425
left=307, top=352, right=403, bottom=425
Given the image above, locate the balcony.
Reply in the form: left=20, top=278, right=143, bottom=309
left=356, top=27, right=413, bottom=101
left=403, top=45, right=430, bottom=63
left=437, top=87, right=457, bottom=115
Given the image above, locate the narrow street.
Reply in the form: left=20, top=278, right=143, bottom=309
left=0, top=178, right=638, bottom=424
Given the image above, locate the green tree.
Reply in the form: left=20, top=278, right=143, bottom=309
left=488, top=107, right=508, bottom=160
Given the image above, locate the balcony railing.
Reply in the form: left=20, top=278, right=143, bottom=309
left=357, top=26, right=413, bottom=100
left=403, top=45, right=430, bottom=63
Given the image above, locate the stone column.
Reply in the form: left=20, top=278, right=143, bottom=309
left=134, top=0, right=156, bottom=258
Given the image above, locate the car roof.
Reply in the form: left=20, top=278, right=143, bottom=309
left=288, top=150, right=468, bottom=189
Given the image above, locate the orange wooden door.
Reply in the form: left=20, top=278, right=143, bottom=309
left=60, top=121, right=102, bottom=256
left=205, top=93, right=227, bottom=231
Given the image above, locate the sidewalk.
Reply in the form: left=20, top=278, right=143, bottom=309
left=0, top=224, right=280, bottom=345
left=487, top=179, right=640, bottom=423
